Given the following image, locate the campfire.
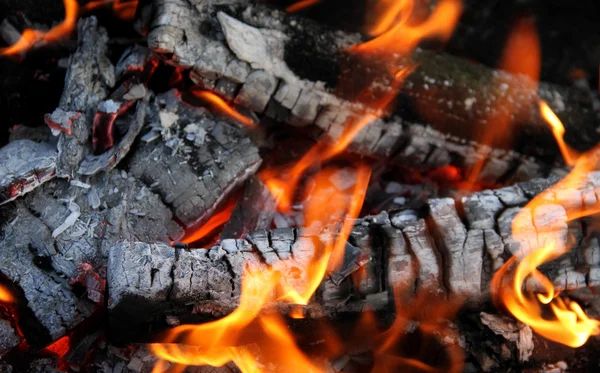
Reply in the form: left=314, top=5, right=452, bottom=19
left=1, top=0, right=600, bottom=371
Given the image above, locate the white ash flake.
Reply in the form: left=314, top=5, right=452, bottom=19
left=122, top=84, right=147, bottom=100
left=88, top=187, right=101, bottom=209
left=52, top=201, right=81, bottom=238
left=70, top=179, right=91, bottom=189
left=159, top=111, right=179, bottom=129
left=98, top=99, right=121, bottom=114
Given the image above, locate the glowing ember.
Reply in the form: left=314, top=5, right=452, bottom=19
left=0, top=285, right=14, bottom=304
left=0, top=0, right=79, bottom=57
left=539, top=100, right=579, bottom=166
left=493, top=145, right=600, bottom=347
left=181, top=197, right=237, bottom=245
left=286, top=0, right=322, bottom=13
left=189, top=90, right=257, bottom=129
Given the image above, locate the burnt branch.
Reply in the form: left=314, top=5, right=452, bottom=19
left=107, top=172, right=600, bottom=342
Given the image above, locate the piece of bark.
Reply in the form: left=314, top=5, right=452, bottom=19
left=0, top=319, right=21, bottom=357
left=220, top=176, right=277, bottom=239
left=128, top=90, right=262, bottom=227
left=0, top=140, right=57, bottom=205
left=146, top=0, right=597, bottom=183
left=107, top=172, right=600, bottom=341
left=45, top=17, right=115, bottom=177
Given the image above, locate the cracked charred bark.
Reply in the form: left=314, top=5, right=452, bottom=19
left=107, top=172, right=600, bottom=342
left=145, top=0, right=598, bottom=184
left=128, top=90, right=262, bottom=228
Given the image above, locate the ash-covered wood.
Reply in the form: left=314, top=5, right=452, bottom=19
left=128, top=90, right=262, bottom=227
left=0, top=140, right=57, bottom=205
left=0, top=167, right=183, bottom=347
left=45, top=17, right=115, bottom=178
left=221, top=176, right=277, bottom=239
left=146, top=0, right=598, bottom=184
left=0, top=319, right=21, bottom=357
left=107, top=172, right=600, bottom=341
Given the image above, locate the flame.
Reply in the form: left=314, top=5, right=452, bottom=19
left=190, top=90, right=257, bottom=129
left=83, top=0, right=139, bottom=20
left=354, top=0, right=462, bottom=56
left=466, top=15, right=540, bottom=186
left=152, top=166, right=370, bottom=372
left=0, top=285, right=14, bottom=304
left=539, top=100, right=579, bottom=166
left=0, top=0, right=79, bottom=57
left=181, top=197, right=237, bottom=245
left=0, top=0, right=138, bottom=57
left=286, top=0, right=322, bottom=13
left=493, top=143, right=600, bottom=347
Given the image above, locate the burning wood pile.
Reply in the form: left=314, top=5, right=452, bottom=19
left=1, top=0, right=600, bottom=372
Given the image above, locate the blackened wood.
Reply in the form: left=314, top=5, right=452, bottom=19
left=0, top=168, right=183, bottom=347
left=107, top=172, right=600, bottom=341
left=146, top=0, right=597, bottom=184
left=221, top=176, right=277, bottom=239
left=46, top=17, right=115, bottom=177
left=128, top=90, right=262, bottom=228
left=0, top=319, right=21, bottom=357
left=0, top=140, right=57, bottom=205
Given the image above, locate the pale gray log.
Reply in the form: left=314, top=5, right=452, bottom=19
left=0, top=140, right=57, bottom=205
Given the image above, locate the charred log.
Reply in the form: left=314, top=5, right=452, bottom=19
left=128, top=90, right=262, bottom=228
left=0, top=319, right=21, bottom=357
left=107, top=172, right=600, bottom=341
left=146, top=0, right=598, bottom=184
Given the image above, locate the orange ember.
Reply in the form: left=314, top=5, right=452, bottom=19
left=0, top=0, right=79, bottom=56
left=182, top=197, right=237, bottom=244
left=0, top=285, right=14, bottom=304
left=190, top=90, right=257, bottom=129
left=286, top=0, right=322, bottom=13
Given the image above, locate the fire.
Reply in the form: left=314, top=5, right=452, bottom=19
left=83, top=0, right=139, bottom=20
left=189, top=90, right=257, bottom=129
left=0, top=0, right=79, bottom=57
left=539, top=101, right=579, bottom=166
left=152, top=166, right=371, bottom=372
left=181, top=197, right=237, bottom=245
left=466, top=15, right=540, bottom=186
left=0, top=0, right=138, bottom=57
left=0, top=285, right=14, bottom=304
left=493, top=144, right=600, bottom=347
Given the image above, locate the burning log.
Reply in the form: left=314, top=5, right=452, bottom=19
left=106, top=172, right=600, bottom=341
left=128, top=90, right=262, bottom=228
left=146, top=0, right=598, bottom=183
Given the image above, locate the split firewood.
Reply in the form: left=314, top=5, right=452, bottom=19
left=128, top=90, right=262, bottom=228
left=145, top=0, right=598, bottom=183
left=0, top=168, right=184, bottom=347
left=107, top=172, right=600, bottom=341
left=0, top=140, right=57, bottom=205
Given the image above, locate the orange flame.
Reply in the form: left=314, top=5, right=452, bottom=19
left=83, top=0, right=139, bottom=20
left=181, top=197, right=237, bottom=245
left=466, top=15, right=540, bottom=186
left=0, top=0, right=79, bottom=57
left=151, top=166, right=371, bottom=372
left=286, top=0, right=322, bottom=13
left=493, top=143, right=600, bottom=347
left=0, top=285, right=14, bottom=304
left=190, top=90, right=257, bottom=129
left=539, top=100, right=579, bottom=166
